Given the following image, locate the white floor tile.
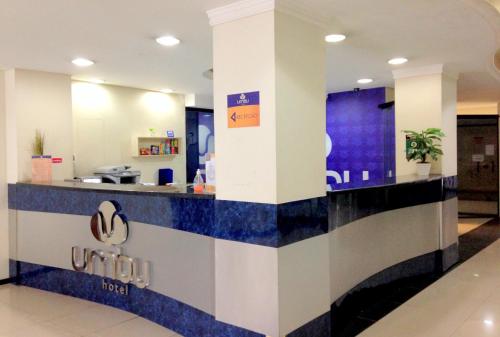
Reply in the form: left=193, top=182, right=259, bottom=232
left=4, top=322, right=81, bottom=337
left=0, top=285, right=181, bottom=337
left=361, top=239, right=500, bottom=337
left=450, top=320, right=500, bottom=337
left=0, top=285, right=96, bottom=322
left=0, top=302, right=39, bottom=335
left=49, top=303, right=137, bottom=336
left=92, top=317, right=177, bottom=337
left=458, top=218, right=492, bottom=236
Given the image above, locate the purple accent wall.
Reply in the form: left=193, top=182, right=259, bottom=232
left=326, top=88, right=395, bottom=190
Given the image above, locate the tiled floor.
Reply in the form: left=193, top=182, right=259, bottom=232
left=360, top=236, right=500, bottom=337
left=0, top=285, right=180, bottom=337
left=458, top=217, right=492, bottom=236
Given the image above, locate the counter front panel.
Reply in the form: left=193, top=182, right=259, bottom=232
left=7, top=176, right=458, bottom=337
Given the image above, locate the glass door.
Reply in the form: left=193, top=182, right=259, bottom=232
left=457, top=116, right=499, bottom=216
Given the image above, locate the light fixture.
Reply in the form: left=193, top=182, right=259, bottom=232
left=484, top=319, right=494, bottom=326
left=72, top=58, right=94, bottom=67
left=160, top=88, right=173, bottom=94
left=473, top=273, right=480, bottom=278
left=325, top=34, right=346, bottom=43
left=156, top=36, right=180, bottom=47
left=388, top=57, right=409, bottom=65
left=357, top=78, right=373, bottom=84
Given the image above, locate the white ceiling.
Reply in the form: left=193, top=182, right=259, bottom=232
left=0, top=0, right=499, bottom=108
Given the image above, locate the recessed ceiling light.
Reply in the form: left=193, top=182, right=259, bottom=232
left=156, top=36, right=180, bottom=47
left=388, top=57, right=409, bottom=65
left=325, top=34, right=347, bottom=43
left=484, top=319, right=494, bottom=326
left=72, top=58, right=94, bottom=67
left=357, top=78, right=373, bottom=84
left=160, top=88, right=173, bottom=94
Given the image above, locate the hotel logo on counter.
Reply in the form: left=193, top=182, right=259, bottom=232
left=227, top=91, right=260, bottom=128
left=72, top=201, right=151, bottom=291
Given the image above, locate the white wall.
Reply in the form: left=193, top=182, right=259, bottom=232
left=441, top=74, right=458, bottom=177
left=72, top=82, right=186, bottom=184
left=457, top=102, right=499, bottom=115
left=0, top=70, right=9, bottom=279
left=395, top=74, right=443, bottom=175
left=275, top=10, right=326, bottom=203
left=213, top=10, right=325, bottom=204
left=213, top=11, right=278, bottom=203
left=5, top=69, right=73, bottom=182
left=385, top=87, right=395, bottom=102
left=394, top=69, right=458, bottom=176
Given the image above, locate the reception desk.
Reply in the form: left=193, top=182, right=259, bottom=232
left=7, top=175, right=458, bottom=337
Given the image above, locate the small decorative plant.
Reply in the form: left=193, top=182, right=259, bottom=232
left=403, top=128, right=445, bottom=176
left=32, top=129, right=45, bottom=156
left=31, top=129, right=52, bottom=183
left=403, top=128, right=445, bottom=163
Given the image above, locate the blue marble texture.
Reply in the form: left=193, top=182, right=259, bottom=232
left=14, top=260, right=265, bottom=337
left=10, top=184, right=329, bottom=248
left=9, top=175, right=453, bottom=247
left=11, top=183, right=216, bottom=238
left=213, top=198, right=328, bottom=247
left=442, top=175, right=458, bottom=201
left=7, top=183, right=16, bottom=209
left=9, top=259, right=18, bottom=280
left=14, top=260, right=331, bottom=337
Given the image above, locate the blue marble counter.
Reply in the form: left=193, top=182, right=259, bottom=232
left=9, top=175, right=454, bottom=248
left=327, top=174, right=444, bottom=192
left=327, top=174, right=456, bottom=230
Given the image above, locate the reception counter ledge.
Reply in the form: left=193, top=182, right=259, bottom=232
left=7, top=175, right=458, bottom=337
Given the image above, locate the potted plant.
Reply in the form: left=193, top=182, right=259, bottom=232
left=31, top=129, right=52, bottom=183
left=403, top=128, right=445, bottom=177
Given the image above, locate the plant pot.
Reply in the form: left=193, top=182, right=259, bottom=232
left=416, top=162, right=431, bottom=177
left=32, top=155, right=52, bottom=183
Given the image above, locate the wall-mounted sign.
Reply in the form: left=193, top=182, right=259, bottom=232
left=52, top=157, right=63, bottom=164
left=167, top=130, right=175, bottom=138
left=227, top=91, right=260, bottom=128
left=486, top=144, right=495, bottom=156
left=72, top=201, right=151, bottom=290
left=472, top=154, right=485, bottom=162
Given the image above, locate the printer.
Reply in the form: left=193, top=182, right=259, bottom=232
left=93, top=165, right=141, bottom=184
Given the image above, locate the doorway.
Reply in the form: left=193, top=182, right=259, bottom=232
left=185, top=107, right=214, bottom=183
left=457, top=116, right=499, bottom=217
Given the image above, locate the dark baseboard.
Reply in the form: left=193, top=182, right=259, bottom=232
left=0, top=277, right=15, bottom=285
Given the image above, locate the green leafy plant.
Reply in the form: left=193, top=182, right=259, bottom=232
left=403, top=128, right=445, bottom=163
left=32, top=129, right=45, bottom=156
